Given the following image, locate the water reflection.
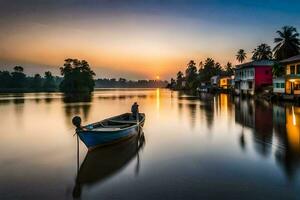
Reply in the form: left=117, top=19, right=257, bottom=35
left=1, top=90, right=300, bottom=199
left=235, top=97, right=300, bottom=179
left=63, top=93, right=93, bottom=121
left=275, top=106, right=300, bottom=180
left=73, top=132, right=146, bottom=199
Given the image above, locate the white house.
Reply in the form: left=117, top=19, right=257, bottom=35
left=273, top=77, right=285, bottom=94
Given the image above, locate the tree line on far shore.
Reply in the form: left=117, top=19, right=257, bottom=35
left=0, top=58, right=168, bottom=93
left=95, top=78, right=168, bottom=88
left=171, top=25, right=300, bottom=91
left=0, top=66, right=60, bottom=92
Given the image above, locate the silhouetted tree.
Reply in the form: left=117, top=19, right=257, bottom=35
left=31, top=74, right=43, bottom=89
left=0, top=71, right=12, bottom=88
left=59, top=58, right=95, bottom=93
left=198, top=58, right=219, bottom=82
left=252, top=43, right=273, bottom=60
left=11, top=66, right=26, bottom=88
left=273, top=26, right=300, bottom=60
left=43, top=71, right=57, bottom=90
left=185, top=60, right=198, bottom=89
left=236, top=49, right=247, bottom=63
left=224, top=62, right=234, bottom=76
left=176, top=71, right=184, bottom=89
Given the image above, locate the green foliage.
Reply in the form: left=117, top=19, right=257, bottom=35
left=224, top=62, right=234, bottom=76
left=198, top=58, right=222, bottom=82
left=59, top=58, right=96, bottom=93
left=185, top=60, right=198, bottom=89
left=31, top=74, right=43, bottom=89
left=236, top=49, right=247, bottom=63
left=252, top=43, right=273, bottom=60
left=0, top=71, right=12, bottom=88
left=43, top=71, right=56, bottom=90
left=173, top=58, right=232, bottom=91
left=176, top=71, right=184, bottom=89
left=0, top=66, right=60, bottom=92
left=11, top=66, right=26, bottom=88
left=273, top=26, right=300, bottom=60
left=272, top=62, right=285, bottom=77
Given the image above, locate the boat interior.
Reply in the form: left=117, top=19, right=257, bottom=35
left=84, top=113, right=145, bottom=131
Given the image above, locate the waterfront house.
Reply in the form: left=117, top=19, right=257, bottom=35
left=197, top=82, right=211, bottom=93
left=219, top=76, right=233, bottom=89
left=273, top=77, right=285, bottom=95
left=280, top=55, right=300, bottom=96
left=210, top=75, right=219, bottom=87
left=234, top=60, right=274, bottom=95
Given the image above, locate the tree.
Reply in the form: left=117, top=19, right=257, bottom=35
left=236, top=49, right=247, bottom=63
left=43, top=71, right=56, bottom=90
left=59, top=58, right=95, bottom=93
left=11, top=66, right=26, bottom=88
left=272, top=62, right=285, bottom=77
left=176, top=71, right=184, bottom=88
left=31, top=74, right=43, bottom=89
left=185, top=60, right=198, bottom=89
left=14, top=66, right=24, bottom=73
left=224, top=62, right=234, bottom=76
left=273, top=26, right=300, bottom=60
left=198, top=58, right=220, bottom=82
left=252, top=43, right=273, bottom=61
left=0, top=71, right=12, bottom=88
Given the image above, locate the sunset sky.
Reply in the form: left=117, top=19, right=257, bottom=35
left=1, top=0, right=300, bottom=79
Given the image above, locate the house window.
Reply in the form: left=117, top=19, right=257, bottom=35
left=294, top=83, right=300, bottom=90
left=290, top=65, right=295, bottom=74
left=281, top=83, right=285, bottom=88
left=276, top=83, right=280, bottom=88
left=297, top=65, right=300, bottom=74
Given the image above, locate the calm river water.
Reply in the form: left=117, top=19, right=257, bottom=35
left=0, top=89, right=300, bottom=200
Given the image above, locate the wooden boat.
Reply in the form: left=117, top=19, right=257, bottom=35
left=75, top=113, right=145, bottom=150
left=73, top=133, right=145, bottom=198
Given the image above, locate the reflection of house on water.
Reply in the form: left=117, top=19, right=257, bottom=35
left=235, top=99, right=300, bottom=179
left=73, top=133, right=145, bottom=199
left=274, top=105, right=300, bottom=180
left=235, top=98, right=273, bottom=156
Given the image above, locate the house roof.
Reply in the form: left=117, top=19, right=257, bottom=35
left=280, top=54, right=300, bottom=64
left=236, top=60, right=274, bottom=69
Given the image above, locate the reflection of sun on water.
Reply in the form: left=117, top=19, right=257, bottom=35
left=156, top=88, right=160, bottom=114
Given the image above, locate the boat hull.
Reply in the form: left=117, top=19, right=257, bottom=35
left=77, top=113, right=145, bottom=149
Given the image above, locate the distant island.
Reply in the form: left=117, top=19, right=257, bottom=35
left=0, top=58, right=168, bottom=93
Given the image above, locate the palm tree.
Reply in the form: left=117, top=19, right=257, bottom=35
left=236, top=49, right=247, bottom=63
left=177, top=71, right=183, bottom=80
left=252, top=43, right=273, bottom=60
left=273, top=26, right=300, bottom=60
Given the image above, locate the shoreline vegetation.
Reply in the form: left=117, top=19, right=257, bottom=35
left=0, top=59, right=168, bottom=94
left=168, top=26, right=300, bottom=102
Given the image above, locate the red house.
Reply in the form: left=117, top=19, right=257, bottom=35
left=234, top=60, right=274, bottom=95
